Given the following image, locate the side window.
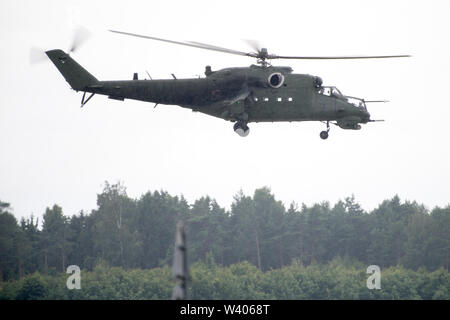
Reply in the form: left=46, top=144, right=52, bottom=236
left=331, top=88, right=341, bottom=96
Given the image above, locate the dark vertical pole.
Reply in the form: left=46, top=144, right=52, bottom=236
left=172, top=221, right=188, bottom=300
left=254, top=227, right=261, bottom=271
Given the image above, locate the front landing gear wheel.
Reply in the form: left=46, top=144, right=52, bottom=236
left=320, top=131, right=329, bottom=140
left=320, top=121, right=330, bottom=140
left=233, top=121, right=250, bottom=137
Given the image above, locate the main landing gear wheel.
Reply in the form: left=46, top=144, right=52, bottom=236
left=233, top=121, right=250, bottom=137
left=320, top=121, right=330, bottom=140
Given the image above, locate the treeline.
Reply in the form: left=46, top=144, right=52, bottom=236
left=0, top=182, right=449, bottom=282
left=0, top=260, right=448, bottom=299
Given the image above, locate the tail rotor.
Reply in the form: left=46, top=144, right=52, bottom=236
left=30, top=27, right=92, bottom=66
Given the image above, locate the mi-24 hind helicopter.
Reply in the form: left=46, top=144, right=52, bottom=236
left=45, top=29, right=410, bottom=139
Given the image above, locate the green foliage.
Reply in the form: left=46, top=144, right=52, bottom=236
left=41, top=204, right=69, bottom=273
left=137, top=190, right=189, bottom=269
left=0, top=207, right=20, bottom=280
left=0, top=278, right=22, bottom=300
left=1, top=260, right=448, bottom=300
left=0, top=185, right=449, bottom=300
left=16, top=273, right=48, bottom=300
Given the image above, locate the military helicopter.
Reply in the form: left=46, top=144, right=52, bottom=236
left=45, top=30, right=410, bottom=139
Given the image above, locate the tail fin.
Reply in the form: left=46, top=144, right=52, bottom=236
left=46, top=49, right=98, bottom=91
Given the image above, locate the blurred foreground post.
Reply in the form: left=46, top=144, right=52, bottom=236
left=172, top=221, right=188, bottom=300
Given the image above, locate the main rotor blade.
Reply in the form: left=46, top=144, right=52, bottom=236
left=186, top=41, right=253, bottom=57
left=109, top=30, right=252, bottom=57
left=243, top=39, right=262, bottom=53
left=69, top=27, right=92, bottom=53
left=271, top=54, right=411, bottom=60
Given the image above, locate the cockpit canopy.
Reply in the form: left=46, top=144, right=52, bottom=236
left=318, top=86, right=367, bottom=110
left=318, top=86, right=343, bottom=97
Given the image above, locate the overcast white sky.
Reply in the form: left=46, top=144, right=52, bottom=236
left=1, top=0, right=449, bottom=222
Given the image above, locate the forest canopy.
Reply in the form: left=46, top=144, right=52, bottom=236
left=0, top=182, right=449, bottom=299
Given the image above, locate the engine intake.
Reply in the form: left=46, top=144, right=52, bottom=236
left=268, top=72, right=284, bottom=88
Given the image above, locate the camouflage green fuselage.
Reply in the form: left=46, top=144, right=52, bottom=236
left=45, top=49, right=370, bottom=129
left=87, top=65, right=369, bottom=125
